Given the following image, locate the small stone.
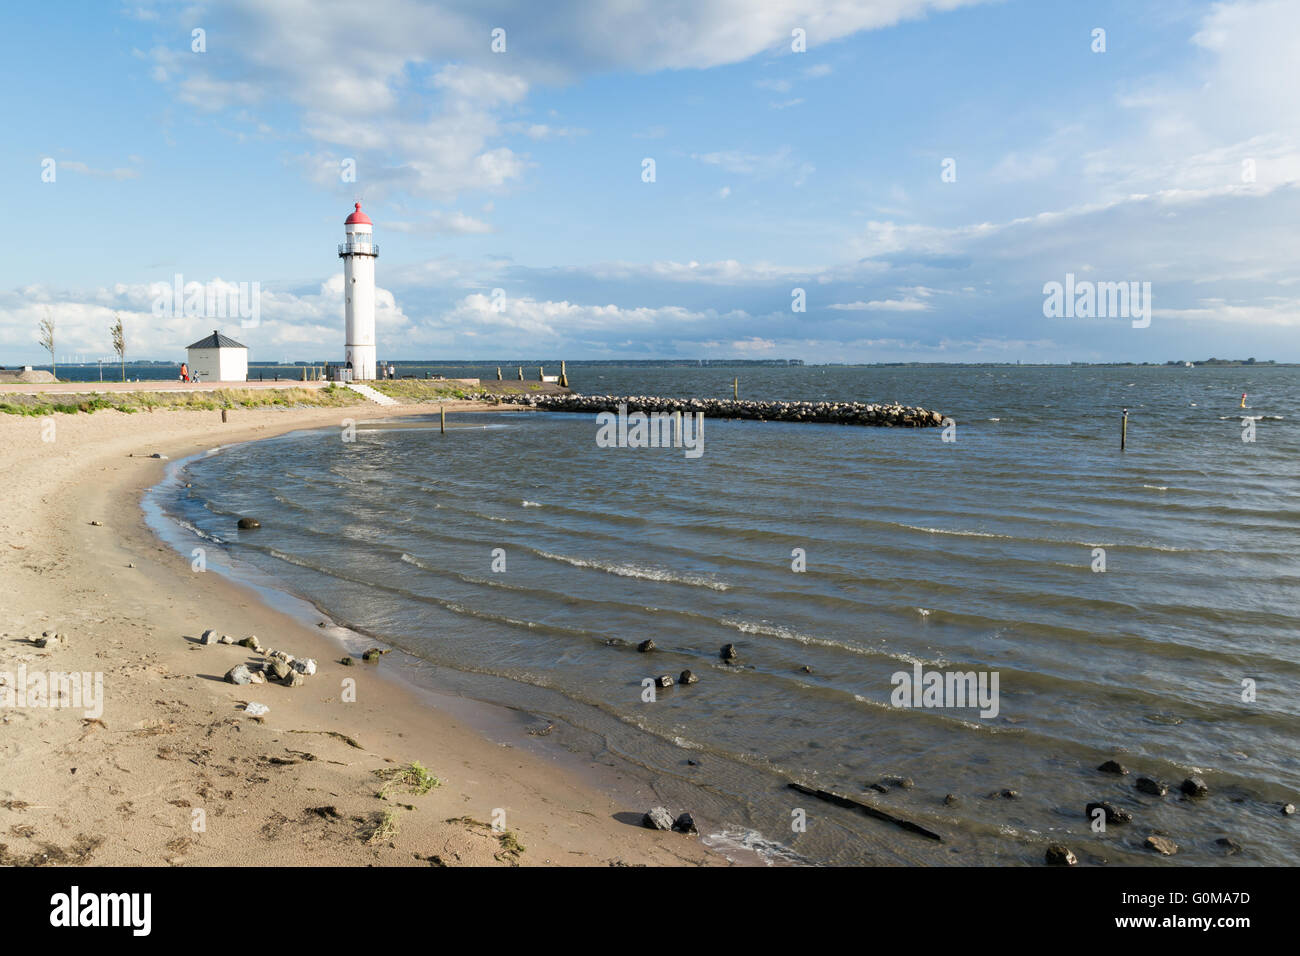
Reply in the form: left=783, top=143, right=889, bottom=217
left=1045, top=844, right=1077, bottom=866
left=679, top=669, right=698, bottom=684
left=642, top=807, right=674, bottom=831
left=244, top=702, right=269, bottom=717
left=636, top=639, right=655, bottom=653
left=881, top=775, right=915, bottom=790
left=1097, top=760, right=1128, bottom=775
left=249, top=671, right=266, bottom=685
left=265, top=660, right=291, bottom=681
left=238, top=635, right=261, bottom=651
left=225, top=664, right=253, bottom=685
left=995, top=789, right=1019, bottom=800
left=1085, top=801, right=1131, bottom=824
left=291, top=658, right=317, bottom=676
left=1144, top=834, right=1178, bottom=855
left=282, top=670, right=304, bottom=688
left=943, top=793, right=959, bottom=806
left=1180, top=776, right=1209, bottom=797
left=800, top=665, right=813, bottom=673
left=217, top=634, right=234, bottom=645
left=672, top=812, right=698, bottom=835
left=720, top=643, right=738, bottom=661
left=1282, top=803, right=1296, bottom=816
left=1136, top=777, right=1169, bottom=796
left=340, top=657, right=354, bottom=666
left=1215, top=837, right=1241, bottom=854
left=362, top=648, right=385, bottom=661
left=34, top=633, right=64, bottom=649
left=237, top=517, right=261, bottom=530
left=89, top=520, right=103, bottom=526
left=150, top=453, right=168, bottom=459
left=654, top=674, right=673, bottom=688
left=199, top=629, right=219, bottom=645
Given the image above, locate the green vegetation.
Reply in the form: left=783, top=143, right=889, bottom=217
left=367, top=378, right=562, bottom=403
left=374, top=761, right=440, bottom=799
left=0, top=385, right=365, bottom=416
left=366, top=808, right=402, bottom=845
left=368, top=379, right=486, bottom=402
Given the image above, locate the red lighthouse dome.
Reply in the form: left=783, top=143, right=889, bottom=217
left=345, top=202, right=372, bottom=225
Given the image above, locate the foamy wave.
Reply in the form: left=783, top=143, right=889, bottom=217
left=721, top=619, right=946, bottom=667
left=1142, top=485, right=1169, bottom=491
left=538, top=551, right=730, bottom=591
left=521, top=500, right=542, bottom=508
left=703, top=826, right=809, bottom=866
left=900, top=524, right=1013, bottom=540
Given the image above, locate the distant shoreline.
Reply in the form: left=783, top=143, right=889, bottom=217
left=12, top=359, right=1296, bottom=374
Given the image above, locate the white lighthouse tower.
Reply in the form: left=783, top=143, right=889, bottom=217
left=339, top=202, right=378, bottom=380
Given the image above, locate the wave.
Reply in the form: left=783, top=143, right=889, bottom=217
left=537, top=550, right=731, bottom=591
left=898, top=524, right=1014, bottom=540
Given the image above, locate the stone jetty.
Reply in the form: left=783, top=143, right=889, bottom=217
left=496, top=393, right=946, bottom=427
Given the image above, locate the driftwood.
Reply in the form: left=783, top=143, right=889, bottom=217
left=788, top=782, right=942, bottom=842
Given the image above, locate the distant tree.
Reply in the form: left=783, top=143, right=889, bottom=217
left=39, top=308, right=56, bottom=380
left=111, top=313, right=126, bottom=382
left=1246, top=357, right=1256, bottom=365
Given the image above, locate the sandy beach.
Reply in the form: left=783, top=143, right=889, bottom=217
left=0, top=402, right=723, bottom=867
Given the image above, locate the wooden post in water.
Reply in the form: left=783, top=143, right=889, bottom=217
left=559, top=360, right=568, bottom=388
left=440, top=404, right=446, bottom=434
left=733, top=376, right=739, bottom=400
left=1121, top=408, right=1128, bottom=451
left=496, top=367, right=502, bottom=381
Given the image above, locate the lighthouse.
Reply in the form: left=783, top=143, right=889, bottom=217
left=339, top=202, right=378, bottom=380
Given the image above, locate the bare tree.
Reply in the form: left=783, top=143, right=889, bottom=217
left=111, top=313, right=126, bottom=382
left=39, top=307, right=56, bottom=380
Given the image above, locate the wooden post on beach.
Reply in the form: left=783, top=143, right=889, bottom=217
left=496, top=367, right=502, bottom=381
left=733, top=376, right=739, bottom=400
left=517, top=366, right=524, bottom=381
left=1121, top=408, right=1127, bottom=451
left=559, top=360, right=568, bottom=388
left=440, top=405, right=446, bottom=434
left=539, top=366, right=545, bottom=381
left=221, top=408, right=227, bottom=423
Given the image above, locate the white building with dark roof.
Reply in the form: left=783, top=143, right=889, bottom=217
left=186, top=330, right=248, bottom=382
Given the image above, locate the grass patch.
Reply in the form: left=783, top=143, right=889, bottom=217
left=368, top=380, right=486, bottom=403
left=374, top=761, right=440, bottom=799
left=365, top=808, right=402, bottom=845
left=0, top=384, right=365, bottom=416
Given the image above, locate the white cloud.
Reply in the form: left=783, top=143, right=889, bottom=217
left=828, top=298, right=933, bottom=312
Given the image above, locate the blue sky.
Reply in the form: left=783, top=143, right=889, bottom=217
left=3, top=0, right=1298, bottom=364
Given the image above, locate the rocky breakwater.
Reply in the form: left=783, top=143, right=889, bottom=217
left=496, top=393, right=946, bottom=427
